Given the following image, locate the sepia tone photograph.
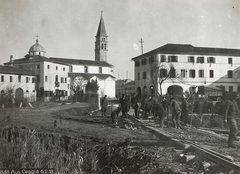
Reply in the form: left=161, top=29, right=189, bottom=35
left=0, top=0, right=240, bottom=173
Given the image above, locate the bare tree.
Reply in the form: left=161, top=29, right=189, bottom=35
left=0, top=85, right=15, bottom=108
left=70, top=75, right=87, bottom=102
left=148, top=62, right=184, bottom=97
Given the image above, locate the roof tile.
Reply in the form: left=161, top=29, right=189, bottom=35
left=50, top=57, right=113, bottom=67
left=132, top=43, right=240, bottom=61
left=0, top=65, right=37, bottom=76
left=68, top=72, right=115, bottom=80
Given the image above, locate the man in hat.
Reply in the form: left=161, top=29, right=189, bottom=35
left=223, top=95, right=239, bottom=148
left=170, top=98, right=181, bottom=129
left=100, top=95, right=108, bottom=116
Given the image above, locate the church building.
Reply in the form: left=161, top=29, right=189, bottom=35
left=3, top=12, right=116, bottom=102
left=50, top=12, right=115, bottom=98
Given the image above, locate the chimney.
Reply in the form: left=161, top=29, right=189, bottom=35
left=10, top=55, right=13, bottom=63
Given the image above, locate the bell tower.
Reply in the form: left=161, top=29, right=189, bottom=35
left=95, top=11, right=108, bottom=62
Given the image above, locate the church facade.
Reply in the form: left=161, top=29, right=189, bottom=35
left=3, top=12, right=116, bottom=102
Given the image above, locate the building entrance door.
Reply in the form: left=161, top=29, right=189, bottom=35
left=15, top=88, right=23, bottom=106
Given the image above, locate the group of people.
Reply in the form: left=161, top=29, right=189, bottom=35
left=134, top=94, right=239, bottom=148
left=100, top=94, right=131, bottom=124
left=131, top=95, right=189, bottom=129
left=101, top=93, right=239, bottom=148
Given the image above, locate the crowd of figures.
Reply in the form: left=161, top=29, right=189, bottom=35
left=101, top=93, right=240, bottom=148
left=131, top=95, right=188, bottom=129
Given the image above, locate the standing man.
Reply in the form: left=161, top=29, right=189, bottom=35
left=132, top=94, right=139, bottom=118
left=119, top=94, right=129, bottom=117
left=224, top=96, right=239, bottom=148
left=156, top=98, right=166, bottom=128
left=181, top=97, right=189, bottom=126
left=170, top=98, right=181, bottom=129
left=100, top=95, right=108, bottom=116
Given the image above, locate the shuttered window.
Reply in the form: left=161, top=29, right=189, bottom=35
left=189, top=70, right=195, bottom=78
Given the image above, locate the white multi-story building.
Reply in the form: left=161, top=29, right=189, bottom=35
left=0, top=65, right=37, bottom=106
left=131, top=44, right=240, bottom=98
left=4, top=44, right=70, bottom=102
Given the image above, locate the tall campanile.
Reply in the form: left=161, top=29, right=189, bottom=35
left=95, top=11, right=108, bottom=62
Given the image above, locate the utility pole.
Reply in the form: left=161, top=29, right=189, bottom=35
left=139, top=38, right=144, bottom=54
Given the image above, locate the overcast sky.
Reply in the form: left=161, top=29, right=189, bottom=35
left=0, top=0, right=240, bottom=79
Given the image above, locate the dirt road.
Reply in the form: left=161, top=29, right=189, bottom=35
left=1, top=103, right=240, bottom=173
left=0, top=103, right=157, bottom=142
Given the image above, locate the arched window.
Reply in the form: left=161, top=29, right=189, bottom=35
left=55, top=75, right=58, bottom=82
left=99, top=67, right=102, bottom=74
left=18, top=75, right=21, bottom=82
left=84, top=66, right=88, bottom=73
left=1, top=90, right=4, bottom=99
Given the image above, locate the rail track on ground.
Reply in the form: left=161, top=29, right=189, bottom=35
left=128, top=114, right=240, bottom=173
